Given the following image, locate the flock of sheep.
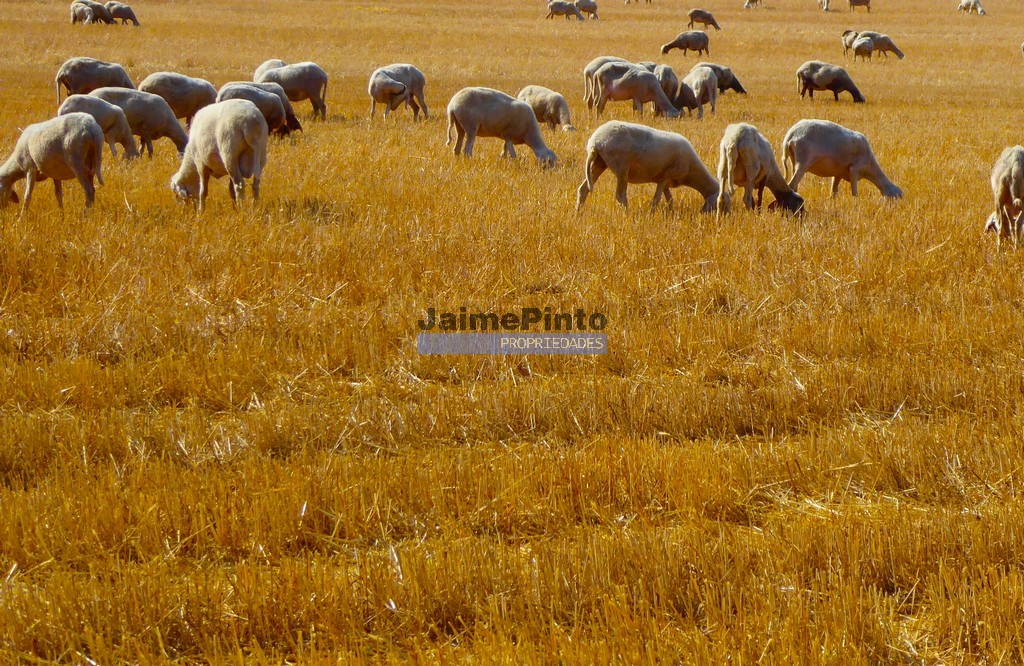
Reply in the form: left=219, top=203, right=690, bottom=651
left=0, top=0, right=1021, bottom=247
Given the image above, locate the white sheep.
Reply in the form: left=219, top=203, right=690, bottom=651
left=852, top=36, right=874, bottom=61
left=516, top=85, right=576, bottom=131
left=547, top=0, right=585, bottom=19
left=593, top=62, right=680, bottom=117
left=796, top=61, right=865, bottom=102
left=217, top=83, right=290, bottom=136
left=848, top=0, right=870, bottom=11
left=254, top=59, right=287, bottom=81
left=0, top=113, right=104, bottom=211
left=103, top=1, right=139, bottom=25
left=693, top=62, right=747, bottom=93
left=70, top=3, right=94, bottom=24
left=781, top=119, right=902, bottom=198
left=368, top=64, right=428, bottom=120
left=583, top=56, right=630, bottom=110
left=716, top=123, right=804, bottom=215
left=255, top=62, right=329, bottom=120
left=661, top=31, right=711, bottom=57
left=842, top=29, right=859, bottom=55
left=70, top=0, right=113, bottom=23
left=957, top=0, right=986, bottom=15
left=445, top=87, right=557, bottom=167
left=55, top=57, right=135, bottom=107
left=576, top=120, right=720, bottom=212
left=744, top=0, right=762, bottom=9
left=986, top=146, right=1024, bottom=247
left=88, top=87, right=189, bottom=157
left=687, top=8, right=721, bottom=30
left=138, top=72, right=218, bottom=128
left=220, top=81, right=302, bottom=133
left=57, top=94, right=140, bottom=159
left=575, top=0, right=599, bottom=18
left=171, top=99, right=268, bottom=211
left=855, top=31, right=905, bottom=58
left=683, top=65, right=717, bottom=119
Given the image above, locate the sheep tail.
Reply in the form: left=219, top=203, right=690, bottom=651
left=584, top=148, right=597, bottom=189
left=55, top=78, right=61, bottom=108
left=782, top=138, right=793, bottom=180
left=446, top=109, right=455, bottom=146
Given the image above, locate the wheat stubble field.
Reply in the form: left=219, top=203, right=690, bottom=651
left=2, top=0, right=1024, bottom=661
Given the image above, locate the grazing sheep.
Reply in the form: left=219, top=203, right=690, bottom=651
left=138, top=72, right=217, bottom=128
left=0, top=113, right=104, bottom=211
left=576, top=0, right=599, bottom=18
left=651, top=64, right=680, bottom=115
left=254, top=59, right=287, bottom=81
left=221, top=81, right=302, bottom=133
left=171, top=99, right=268, bottom=211
left=852, top=36, right=874, bottom=61
left=661, top=31, right=710, bottom=57
left=673, top=82, right=700, bottom=117
left=547, top=0, right=585, bottom=19
left=957, top=0, right=985, bottom=14
left=516, top=85, right=576, bottom=131
left=842, top=29, right=859, bottom=55
left=368, top=64, right=428, bottom=120
left=819, top=0, right=830, bottom=10
left=89, top=87, right=189, bottom=157
left=217, top=83, right=290, bottom=136
left=594, top=62, right=680, bottom=117
left=57, top=94, right=140, bottom=159
left=682, top=65, right=717, bottom=119
left=693, top=62, right=746, bottom=93
left=445, top=87, right=557, bottom=167
left=855, top=31, right=905, bottom=58
left=782, top=119, right=902, bottom=199
left=103, top=1, right=138, bottom=25
left=796, top=61, right=865, bottom=103
left=70, top=0, right=114, bottom=24
left=576, top=121, right=720, bottom=212
left=255, top=62, right=329, bottom=120
left=70, top=3, right=94, bottom=24
left=848, top=0, right=870, bottom=11
left=584, top=56, right=630, bottom=110
left=986, top=146, right=1024, bottom=247
left=625, top=0, right=652, bottom=4
left=744, top=0, right=762, bottom=9
left=717, top=123, right=804, bottom=215
left=55, top=57, right=135, bottom=106
left=687, top=8, right=721, bottom=30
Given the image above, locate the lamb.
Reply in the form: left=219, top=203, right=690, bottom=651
left=138, top=72, right=218, bottom=128
left=852, top=36, right=874, bottom=61
left=584, top=56, right=630, bottom=110
left=445, top=87, right=557, bottom=167
left=69, top=0, right=113, bottom=24
left=70, top=4, right=94, bottom=24
left=848, top=0, right=870, bottom=11
left=171, top=99, right=268, bottom=211
left=986, top=146, right=1024, bottom=247
left=855, top=31, right=905, bottom=58
left=716, top=123, right=804, bottom=215
left=957, top=0, right=985, bottom=14
left=103, top=1, right=139, bottom=25
left=217, top=83, right=290, bottom=136
left=682, top=65, right=717, bottom=119
left=55, top=57, right=135, bottom=106
left=693, top=62, right=746, bottom=93
left=687, top=8, right=721, bottom=30
left=796, top=61, right=865, bottom=103
left=661, top=31, right=710, bottom=57
left=575, top=0, right=599, bottom=18
left=0, top=113, right=104, bottom=212
left=88, top=87, right=189, bottom=157
left=57, top=94, right=140, bottom=159
left=593, top=62, right=680, bottom=117
left=368, top=64, right=428, bottom=120
left=576, top=121, right=720, bottom=212
left=781, top=119, right=902, bottom=199
left=255, top=62, right=329, bottom=120
left=220, top=81, right=302, bottom=133
left=516, top=85, right=576, bottom=131
left=547, top=0, right=585, bottom=19
left=253, top=59, right=287, bottom=81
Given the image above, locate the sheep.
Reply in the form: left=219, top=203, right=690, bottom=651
left=516, top=85, right=576, bottom=131
left=819, top=0, right=830, bottom=10
left=842, top=29, right=859, bottom=55
left=855, top=31, right=905, bottom=58
left=368, top=64, right=428, bottom=120
left=661, top=31, right=710, bottom=57
left=852, top=36, right=874, bottom=61
left=687, top=8, right=721, bottom=30
left=744, top=0, right=762, bottom=9
left=576, top=121, right=720, bottom=212
left=171, top=99, right=268, bottom=212
left=575, top=0, right=599, bottom=18
left=445, top=87, right=557, bottom=167
left=57, top=94, right=140, bottom=159
left=593, top=62, right=680, bottom=117
left=255, top=62, right=329, bottom=120
left=584, top=56, right=630, bottom=110
left=957, top=0, right=985, bottom=15
left=693, top=62, right=746, bottom=93
left=217, top=83, right=290, bottom=136
left=716, top=123, right=804, bottom=215
left=986, top=146, right=1024, bottom=247
left=682, top=65, right=717, bottom=119
left=254, top=59, right=287, bottom=81
left=138, top=72, right=217, bottom=128
left=547, top=0, right=585, bottom=19
left=88, top=87, right=189, bottom=157
left=220, top=81, right=302, bottom=133
left=70, top=3, right=94, bottom=24
left=103, top=1, right=139, bottom=25
left=0, top=113, right=104, bottom=212
left=848, top=0, right=870, bottom=11
left=55, top=57, right=135, bottom=107
left=781, top=119, right=902, bottom=199
left=70, top=0, right=113, bottom=24
left=796, top=61, right=865, bottom=103
left=651, top=65, right=680, bottom=116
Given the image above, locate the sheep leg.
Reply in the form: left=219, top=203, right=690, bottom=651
left=502, top=141, right=517, bottom=159
left=614, top=172, right=629, bottom=208
left=74, top=169, right=95, bottom=208
left=663, top=188, right=674, bottom=207
left=830, top=177, right=841, bottom=197
left=755, top=184, right=766, bottom=210
left=143, top=136, right=154, bottom=158
left=21, top=171, right=38, bottom=212
left=787, top=164, right=808, bottom=192
left=577, top=154, right=606, bottom=209
left=370, top=100, right=376, bottom=118
left=463, top=128, right=477, bottom=158
left=53, top=180, right=65, bottom=209
left=198, top=168, right=212, bottom=212
left=743, top=184, right=755, bottom=210
left=849, top=172, right=859, bottom=196
left=416, top=93, right=428, bottom=120
left=452, top=120, right=466, bottom=156
left=409, top=97, right=421, bottom=121
left=651, top=182, right=667, bottom=210
left=107, top=136, right=118, bottom=157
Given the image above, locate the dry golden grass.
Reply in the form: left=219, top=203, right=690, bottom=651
left=2, top=0, right=1024, bottom=661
